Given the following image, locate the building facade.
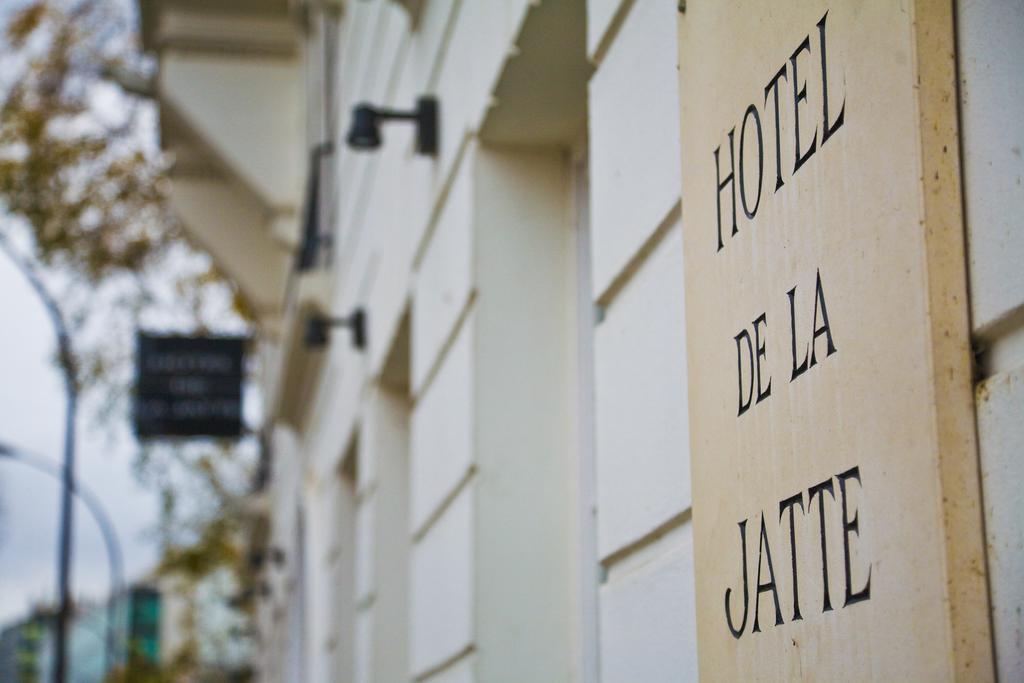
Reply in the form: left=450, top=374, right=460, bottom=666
left=138, top=0, right=1023, bottom=681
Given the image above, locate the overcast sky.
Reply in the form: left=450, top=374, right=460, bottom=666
left=0, top=0, right=160, bottom=629
left=0, top=257, right=160, bottom=626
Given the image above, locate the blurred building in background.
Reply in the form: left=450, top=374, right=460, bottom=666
left=0, top=608, right=51, bottom=682
left=0, top=577, right=254, bottom=682
left=136, top=0, right=1024, bottom=681
left=0, top=585, right=160, bottom=683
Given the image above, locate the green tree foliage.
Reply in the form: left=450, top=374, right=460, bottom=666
left=0, top=2, right=259, bottom=679
left=1, top=0, right=170, bottom=283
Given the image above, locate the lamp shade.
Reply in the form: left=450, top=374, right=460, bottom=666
left=346, top=105, right=381, bottom=149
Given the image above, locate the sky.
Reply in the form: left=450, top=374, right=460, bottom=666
left=0, top=0, right=262, bottom=639
left=0, top=0, right=162, bottom=628
left=0, top=256, right=160, bottom=626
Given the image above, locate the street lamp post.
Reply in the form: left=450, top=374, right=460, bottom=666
left=0, top=233, right=79, bottom=683
left=0, top=442, right=125, bottom=676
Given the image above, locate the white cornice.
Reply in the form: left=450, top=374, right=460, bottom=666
left=156, top=8, right=299, bottom=57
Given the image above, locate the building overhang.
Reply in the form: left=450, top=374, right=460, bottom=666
left=139, top=0, right=305, bottom=328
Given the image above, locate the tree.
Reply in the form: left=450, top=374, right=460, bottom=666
left=0, top=2, right=260, bottom=679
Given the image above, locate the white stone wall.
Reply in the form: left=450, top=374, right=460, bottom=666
left=264, top=2, right=583, bottom=682
left=958, top=1, right=1024, bottom=680
left=256, top=0, right=702, bottom=680
left=583, top=1, right=698, bottom=681
left=249, top=2, right=1023, bottom=682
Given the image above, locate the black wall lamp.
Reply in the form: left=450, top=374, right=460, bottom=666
left=346, top=96, right=438, bottom=155
left=305, top=308, right=367, bottom=351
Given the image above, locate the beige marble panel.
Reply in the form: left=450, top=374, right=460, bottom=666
left=676, top=1, right=992, bottom=680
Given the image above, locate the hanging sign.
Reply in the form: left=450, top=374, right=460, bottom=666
left=134, top=334, right=245, bottom=438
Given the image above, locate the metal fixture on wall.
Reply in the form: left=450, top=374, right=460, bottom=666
left=305, top=308, right=367, bottom=351
left=229, top=582, right=272, bottom=608
left=346, top=96, right=438, bottom=155
left=296, top=142, right=335, bottom=272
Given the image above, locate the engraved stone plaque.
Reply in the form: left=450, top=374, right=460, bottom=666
left=676, top=2, right=993, bottom=679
